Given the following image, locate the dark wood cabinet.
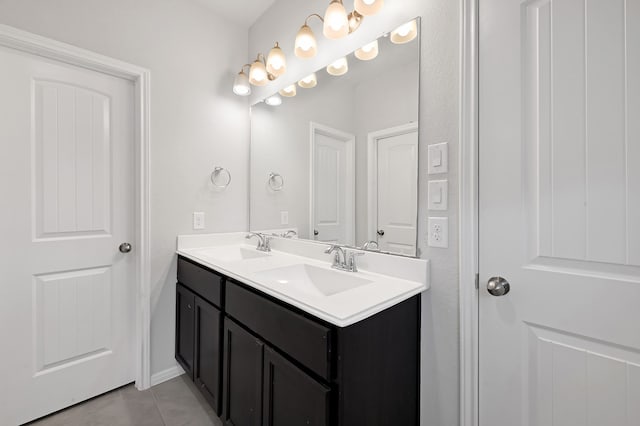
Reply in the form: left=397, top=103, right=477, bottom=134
left=176, top=255, right=420, bottom=426
left=175, top=283, right=195, bottom=378
left=262, top=346, right=330, bottom=426
left=194, top=297, right=222, bottom=414
left=222, top=318, right=263, bottom=426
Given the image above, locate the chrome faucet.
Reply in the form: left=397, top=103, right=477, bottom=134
left=362, top=240, right=379, bottom=251
left=246, top=232, right=271, bottom=252
left=324, top=244, right=365, bottom=272
left=281, top=230, right=297, bottom=238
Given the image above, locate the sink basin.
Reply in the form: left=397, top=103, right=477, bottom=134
left=255, top=264, right=373, bottom=296
left=190, top=245, right=271, bottom=262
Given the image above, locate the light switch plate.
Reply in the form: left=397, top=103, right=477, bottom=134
left=428, top=142, right=448, bottom=174
left=428, top=217, right=448, bottom=248
left=280, top=211, right=289, bottom=225
left=428, top=180, right=448, bottom=211
left=193, top=212, right=205, bottom=230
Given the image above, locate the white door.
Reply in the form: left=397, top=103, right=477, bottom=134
left=479, top=0, right=640, bottom=425
left=310, top=123, right=355, bottom=245
left=0, top=45, right=136, bottom=425
left=373, top=127, right=418, bottom=256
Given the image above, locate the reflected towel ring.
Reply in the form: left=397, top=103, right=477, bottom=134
left=211, top=166, right=231, bottom=189
left=268, top=172, right=284, bottom=191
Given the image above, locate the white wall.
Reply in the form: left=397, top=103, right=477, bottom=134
left=0, top=0, right=251, bottom=377
left=249, top=1, right=461, bottom=425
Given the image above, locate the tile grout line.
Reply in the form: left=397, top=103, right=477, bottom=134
left=149, top=386, right=169, bottom=426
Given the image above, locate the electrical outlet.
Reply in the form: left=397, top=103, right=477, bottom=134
left=280, top=211, right=289, bottom=225
left=428, top=217, right=448, bottom=248
left=193, top=212, right=205, bottom=230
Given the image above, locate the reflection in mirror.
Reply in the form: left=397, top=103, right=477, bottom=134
left=250, top=19, right=420, bottom=257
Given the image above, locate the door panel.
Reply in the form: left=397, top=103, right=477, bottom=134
left=194, top=297, right=222, bottom=414
left=262, top=347, right=330, bottom=426
left=376, top=130, right=418, bottom=256
left=479, top=0, right=640, bottom=425
left=222, top=318, right=263, bottom=426
left=0, top=45, right=135, bottom=425
left=176, top=284, right=195, bottom=379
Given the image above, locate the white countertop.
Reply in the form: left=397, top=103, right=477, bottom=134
left=176, top=234, right=429, bottom=327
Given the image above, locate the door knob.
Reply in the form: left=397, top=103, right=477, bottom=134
left=314, top=230, right=319, bottom=236
left=377, top=229, right=385, bottom=236
left=119, top=242, right=132, bottom=254
left=487, top=277, right=510, bottom=296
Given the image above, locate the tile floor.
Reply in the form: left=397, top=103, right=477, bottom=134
left=27, top=375, right=223, bottom=426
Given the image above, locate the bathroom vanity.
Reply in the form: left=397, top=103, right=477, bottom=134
left=175, top=233, right=428, bottom=426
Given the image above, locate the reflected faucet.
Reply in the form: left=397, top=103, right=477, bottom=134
left=282, top=230, right=297, bottom=238
left=246, top=232, right=271, bottom=252
left=362, top=240, right=380, bottom=251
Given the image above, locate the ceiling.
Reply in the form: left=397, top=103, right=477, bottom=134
left=193, top=0, right=276, bottom=27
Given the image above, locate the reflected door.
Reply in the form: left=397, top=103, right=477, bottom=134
left=373, top=126, right=418, bottom=256
left=310, top=123, right=355, bottom=245
left=479, top=0, right=640, bottom=425
left=0, top=45, right=136, bottom=425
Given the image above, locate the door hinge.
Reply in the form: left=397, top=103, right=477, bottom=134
left=474, top=273, right=479, bottom=290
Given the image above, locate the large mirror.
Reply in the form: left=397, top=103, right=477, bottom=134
left=250, top=18, right=420, bottom=257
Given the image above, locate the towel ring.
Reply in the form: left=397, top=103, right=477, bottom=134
left=268, top=172, right=284, bottom=191
left=211, top=166, right=231, bottom=189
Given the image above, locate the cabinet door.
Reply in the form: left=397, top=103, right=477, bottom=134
left=222, top=318, right=263, bottom=426
left=175, top=283, right=195, bottom=378
left=263, top=347, right=330, bottom=426
left=194, top=297, right=222, bottom=414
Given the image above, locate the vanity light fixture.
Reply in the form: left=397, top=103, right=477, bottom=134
left=249, top=55, right=270, bottom=86
left=279, top=84, right=297, bottom=97
left=298, top=73, right=318, bottom=89
left=265, top=94, right=282, bottom=106
left=233, top=65, right=252, bottom=96
left=354, top=0, right=384, bottom=16
left=295, top=14, right=323, bottom=59
left=266, top=42, right=287, bottom=77
left=390, top=19, right=418, bottom=44
left=354, top=40, right=379, bottom=61
left=323, top=0, right=349, bottom=39
left=326, top=57, right=349, bottom=76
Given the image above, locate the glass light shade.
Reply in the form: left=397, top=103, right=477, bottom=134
left=354, top=0, right=384, bottom=16
left=348, top=11, right=363, bottom=33
left=266, top=43, right=286, bottom=77
left=265, top=94, right=282, bottom=106
left=249, top=60, right=268, bottom=86
left=279, top=84, right=297, bottom=97
left=295, top=24, right=317, bottom=59
left=233, top=70, right=251, bottom=96
left=326, top=57, right=349, bottom=76
left=354, top=40, right=379, bottom=60
left=390, top=19, right=418, bottom=44
left=298, top=73, right=317, bottom=89
left=323, top=0, right=349, bottom=39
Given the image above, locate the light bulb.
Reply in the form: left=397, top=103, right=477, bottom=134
left=233, top=70, right=251, bottom=96
left=323, top=0, right=349, bottom=39
left=266, top=43, right=286, bottom=77
left=354, top=0, right=384, bottom=16
left=279, top=85, right=297, bottom=97
left=265, top=94, right=282, bottom=106
left=355, top=40, right=379, bottom=61
left=295, top=24, right=317, bottom=59
left=326, top=57, right=349, bottom=76
left=298, top=73, right=317, bottom=89
left=390, top=20, right=418, bottom=44
left=249, top=59, right=268, bottom=86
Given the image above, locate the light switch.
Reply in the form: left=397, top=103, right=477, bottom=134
left=428, top=142, right=448, bottom=174
left=428, top=180, right=448, bottom=211
left=193, top=212, right=205, bottom=230
left=280, top=211, right=289, bottom=225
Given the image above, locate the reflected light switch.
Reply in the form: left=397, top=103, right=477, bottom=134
left=428, top=142, right=448, bottom=174
left=428, top=180, right=448, bottom=211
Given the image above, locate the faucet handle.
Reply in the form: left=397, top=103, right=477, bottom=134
left=324, top=244, right=339, bottom=254
left=346, top=250, right=365, bottom=272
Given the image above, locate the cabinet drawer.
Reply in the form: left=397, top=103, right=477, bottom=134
left=226, top=281, right=332, bottom=380
left=177, top=256, right=223, bottom=308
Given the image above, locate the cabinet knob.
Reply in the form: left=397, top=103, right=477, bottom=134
left=187, top=304, right=192, bottom=309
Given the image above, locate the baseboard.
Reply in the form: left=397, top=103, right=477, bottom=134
left=150, top=364, right=185, bottom=387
